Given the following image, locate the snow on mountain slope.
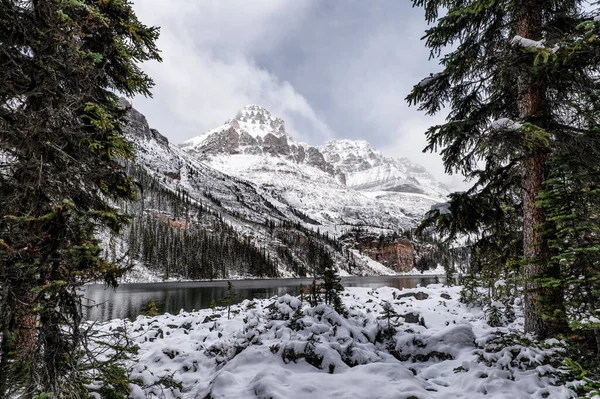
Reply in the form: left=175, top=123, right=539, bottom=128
left=206, top=152, right=414, bottom=229
left=320, top=139, right=448, bottom=200
left=180, top=106, right=449, bottom=228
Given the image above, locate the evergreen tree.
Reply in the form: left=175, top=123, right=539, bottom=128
left=0, top=0, right=160, bottom=396
left=539, top=156, right=600, bottom=356
left=408, top=1, right=600, bottom=338
left=316, top=251, right=344, bottom=313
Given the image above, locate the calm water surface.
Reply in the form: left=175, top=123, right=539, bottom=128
left=83, top=275, right=442, bottom=321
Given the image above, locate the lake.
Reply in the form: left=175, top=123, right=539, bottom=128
left=83, top=275, right=443, bottom=321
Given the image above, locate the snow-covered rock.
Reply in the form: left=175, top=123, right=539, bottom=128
left=95, top=284, right=578, bottom=399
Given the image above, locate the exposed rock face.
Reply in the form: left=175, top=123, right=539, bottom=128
left=306, top=147, right=334, bottom=175
left=359, top=239, right=414, bottom=273
left=150, top=128, right=169, bottom=147
left=263, top=133, right=290, bottom=156
left=122, top=100, right=181, bottom=178
left=319, top=139, right=448, bottom=199
left=123, top=106, right=153, bottom=142
left=340, top=230, right=415, bottom=273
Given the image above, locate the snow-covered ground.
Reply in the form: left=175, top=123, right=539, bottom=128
left=97, top=284, right=582, bottom=399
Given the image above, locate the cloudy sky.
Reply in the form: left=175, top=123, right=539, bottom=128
left=130, top=1, right=465, bottom=189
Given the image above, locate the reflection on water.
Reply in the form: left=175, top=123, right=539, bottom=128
left=83, top=275, right=442, bottom=321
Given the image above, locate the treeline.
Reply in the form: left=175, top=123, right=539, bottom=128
left=267, top=220, right=351, bottom=276
left=118, top=165, right=354, bottom=280
left=129, top=214, right=276, bottom=279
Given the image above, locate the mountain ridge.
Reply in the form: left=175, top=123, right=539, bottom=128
left=178, top=105, right=448, bottom=223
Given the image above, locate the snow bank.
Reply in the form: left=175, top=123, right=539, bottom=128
left=97, top=285, right=578, bottom=399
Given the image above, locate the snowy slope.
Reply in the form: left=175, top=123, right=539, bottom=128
left=320, top=139, right=448, bottom=200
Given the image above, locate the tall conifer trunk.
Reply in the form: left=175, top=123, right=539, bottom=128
left=517, top=2, right=568, bottom=338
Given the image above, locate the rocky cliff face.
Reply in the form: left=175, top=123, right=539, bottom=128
left=359, top=239, right=414, bottom=273
left=341, top=230, right=415, bottom=273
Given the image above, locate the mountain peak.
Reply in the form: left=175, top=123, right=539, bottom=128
left=229, top=105, right=286, bottom=138
left=236, top=104, right=272, bottom=117
left=322, top=139, right=378, bottom=153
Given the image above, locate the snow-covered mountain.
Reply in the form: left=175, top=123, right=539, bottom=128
left=179, top=105, right=448, bottom=224
left=113, top=101, right=454, bottom=281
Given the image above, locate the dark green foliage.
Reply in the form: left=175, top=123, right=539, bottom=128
left=315, top=251, right=346, bottom=315
left=221, top=281, right=235, bottom=320
left=458, top=274, right=483, bottom=307
left=309, top=278, right=320, bottom=307
left=273, top=220, right=347, bottom=277
left=563, top=357, right=600, bottom=398
left=379, top=301, right=399, bottom=339
left=0, top=0, right=160, bottom=396
left=409, top=0, right=600, bottom=339
left=539, top=156, right=600, bottom=354
left=281, top=334, right=323, bottom=369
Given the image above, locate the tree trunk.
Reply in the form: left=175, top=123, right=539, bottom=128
left=517, top=2, right=568, bottom=338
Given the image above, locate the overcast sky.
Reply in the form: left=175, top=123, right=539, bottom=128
left=130, top=1, right=466, bottom=190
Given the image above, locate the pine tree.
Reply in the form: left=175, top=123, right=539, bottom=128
left=408, top=1, right=600, bottom=338
left=0, top=0, right=160, bottom=396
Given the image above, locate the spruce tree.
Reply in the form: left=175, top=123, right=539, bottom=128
left=0, top=0, right=160, bottom=396
left=539, top=156, right=600, bottom=356
left=408, top=1, right=600, bottom=338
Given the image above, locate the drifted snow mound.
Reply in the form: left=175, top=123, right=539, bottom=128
left=98, top=286, right=577, bottom=399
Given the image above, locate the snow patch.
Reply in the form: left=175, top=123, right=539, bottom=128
left=491, top=118, right=523, bottom=132
left=510, top=35, right=545, bottom=49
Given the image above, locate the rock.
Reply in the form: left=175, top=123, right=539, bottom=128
left=341, top=230, right=414, bottom=273
left=117, top=97, right=131, bottom=111
left=150, top=128, right=169, bottom=147
left=440, top=293, right=452, bottom=300
left=181, top=321, right=193, bottom=330
left=397, top=291, right=429, bottom=300
left=123, top=107, right=153, bottom=141
left=262, top=133, right=291, bottom=156
left=306, top=147, right=335, bottom=174
left=402, top=312, right=421, bottom=324
left=431, top=324, right=476, bottom=349
left=290, top=144, right=306, bottom=163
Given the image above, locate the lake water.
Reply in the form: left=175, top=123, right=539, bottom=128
left=83, top=275, right=442, bottom=321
